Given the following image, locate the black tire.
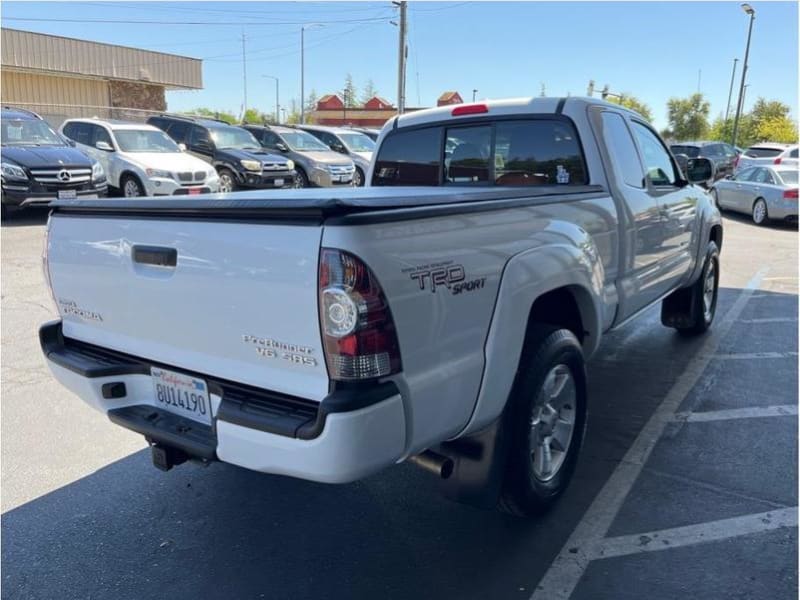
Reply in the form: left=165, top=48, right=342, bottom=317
left=752, top=198, right=769, bottom=226
left=120, top=174, right=146, bottom=198
left=353, top=167, right=365, bottom=187
left=498, top=326, right=587, bottom=517
left=294, top=167, right=310, bottom=188
left=662, top=241, right=719, bottom=336
left=217, top=168, right=237, bottom=193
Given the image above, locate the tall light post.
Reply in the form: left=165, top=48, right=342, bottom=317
left=262, top=75, right=279, bottom=124
left=724, top=58, right=739, bottom=123
left=472, top=89, right=478, bottom=102
left=300, top=23, right=324, bottom=125
left=731, top=3, right=755, bottom=147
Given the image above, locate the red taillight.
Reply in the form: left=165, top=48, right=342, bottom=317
left=318, top=248, right=401, bottom=381
left=783, top=188, right=798, bottom=199
left=452, top=103, right=488, bottom=117
left=774, top=157, right=783, bottom=165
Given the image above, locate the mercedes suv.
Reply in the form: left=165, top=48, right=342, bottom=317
left=1, top=107, right=107, bottom=219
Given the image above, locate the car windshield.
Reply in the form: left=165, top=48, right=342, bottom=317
left=210, top=127, right=261, bottom=150
left=1, top=118, right=64, bottom=146
left=745, top=147, right=783, bottom=158
left=115, top=129, right=180, bottom=153
left=778, top=171, right=798, bottom=185
left=670, top=145, right=700, bottom=158
left=280, top=131, right=330, bottom=152
left=338, top=132, right=375, bottom=153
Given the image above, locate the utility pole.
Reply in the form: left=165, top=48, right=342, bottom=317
left=263, top=75, right=279, bottom=124
left=241, top=32, right=248, bottom=121
left=300, top=27, right=305, bottom=124
left=472, top=89, right=478, bottom=102
left=724, top=58, right=739, bottom=123
left=697, top=69, right=702, bottom=94
left=393, top=1, right=407, bottom=114
left=732, top=3, right=755, bottom=147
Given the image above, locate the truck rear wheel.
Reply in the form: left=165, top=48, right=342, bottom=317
left=661, top=241, right=719, bottom=335
left=498, top=326, right=587, bottom=516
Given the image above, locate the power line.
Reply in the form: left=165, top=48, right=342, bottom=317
left=3, top=15, right=392, bottom=26
left=81, top=1, right=396, bottom=18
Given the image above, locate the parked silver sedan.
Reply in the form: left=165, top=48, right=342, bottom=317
left=711, top=166, right=798, bottom=225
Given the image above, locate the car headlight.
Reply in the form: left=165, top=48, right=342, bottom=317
left=1, top=162, right=28, bottom=181
left=145, top=168, right=171, bottom=179
left=91, top=161, right=105, bottom=181
left=285, top=159, right=295, bottom=171
left=240, top=159, right=262, bottom=172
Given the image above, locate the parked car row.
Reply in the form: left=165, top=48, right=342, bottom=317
left=710, top=165, right=798, bottom=225
left=1, top=106, right=379, bottom=218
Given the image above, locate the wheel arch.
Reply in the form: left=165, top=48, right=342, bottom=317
left=459, top=243, right=605, bottom=437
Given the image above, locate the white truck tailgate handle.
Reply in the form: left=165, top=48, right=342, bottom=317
left=132, top=245, right=177, bottom=268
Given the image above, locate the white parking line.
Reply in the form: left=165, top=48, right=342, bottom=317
left=531, top=267, right=769, bottom=600
left=590, top=507, right=798, bottom=560
left=675, top=405, right=798, bottom=423
left=713, top=351, right=798, bottom=360
left=738, top=317, right=797, bottom=324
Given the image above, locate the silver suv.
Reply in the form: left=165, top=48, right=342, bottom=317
left=243, top=125, right=355, bottom=188
left=295, top=125, right=375, bottom=187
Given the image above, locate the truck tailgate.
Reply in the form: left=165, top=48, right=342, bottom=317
left=46, top=215, right=329, bottom=401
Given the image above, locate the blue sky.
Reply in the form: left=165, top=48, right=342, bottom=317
left=3, top=1, right=798, bottom=129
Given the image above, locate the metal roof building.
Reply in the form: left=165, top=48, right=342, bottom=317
left=1, top=28, right=203, bottom=125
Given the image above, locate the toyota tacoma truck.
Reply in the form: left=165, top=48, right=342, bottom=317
left=40, top=97, right=721, bottom=516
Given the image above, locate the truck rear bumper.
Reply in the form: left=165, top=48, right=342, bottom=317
left=40, top=320, right=406, bottom=483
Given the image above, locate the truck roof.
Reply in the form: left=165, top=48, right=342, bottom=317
left=394, top=96, right=642, bottom=129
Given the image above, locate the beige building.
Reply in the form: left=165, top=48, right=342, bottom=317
left=1, top=28, right=202, bottom=125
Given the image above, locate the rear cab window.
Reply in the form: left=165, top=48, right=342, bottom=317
left=373, top=117, right=587, bottom=187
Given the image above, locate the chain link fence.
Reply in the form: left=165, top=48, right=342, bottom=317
left=4, top=103, right=168, bottom=128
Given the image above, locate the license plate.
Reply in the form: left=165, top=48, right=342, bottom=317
left=273, top=178, right=284, bottom=187
left=151, top=367, right=211, bottom=426
left=337, top=175, right=351, bottom=183
left=57, top=189, right=77, bottom=200
left=188, top=188, right=202, bottom=195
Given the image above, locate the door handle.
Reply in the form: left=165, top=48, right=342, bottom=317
left=132, top=245, right=177, bottom=267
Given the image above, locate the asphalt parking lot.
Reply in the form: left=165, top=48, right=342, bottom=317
left=2, top=208, right=797, bottom=600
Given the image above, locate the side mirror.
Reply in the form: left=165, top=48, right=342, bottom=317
left=685, top=157, right=715, bottom=185
left=95, top=141, right=113, bottom=152
left=178, top=143, right=187, bottom=152
left=276, top=142, right=289, bottom=152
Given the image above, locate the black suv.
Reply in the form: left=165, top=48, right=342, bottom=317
left=147, top=114, right=295, bottom=192
left=1, top=107, right=107, bottom=218
left=669, top=141, right=739, bottom=181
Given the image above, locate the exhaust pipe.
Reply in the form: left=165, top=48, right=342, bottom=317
left=408, top=450, right=454, bottom=479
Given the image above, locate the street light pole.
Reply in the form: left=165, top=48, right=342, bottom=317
left=263, top=75, right=279, bottom=124
left=731, top=3, right=755, bottom=147
left=472, top=89, right=478, bottom=102
left=724, top=58, right=739, bottom=123
left=300, top=23, right=323, bottom=125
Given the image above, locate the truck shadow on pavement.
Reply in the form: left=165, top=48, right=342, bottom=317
left=1, top=207, right=50, bottom=228
left=2, top=287, right=797, bottom=600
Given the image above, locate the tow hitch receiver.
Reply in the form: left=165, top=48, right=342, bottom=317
left=151, top=442, right=188, bottom=472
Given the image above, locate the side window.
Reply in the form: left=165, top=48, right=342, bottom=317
left=66, top=122, right=91, bottom=145
left=445, top=125, right=491, bottom=184
left=600, top=112, right=644, bottom=188
left=790, top=148, right=798, bottom=159
left=92, top=125, right=113, bottom=148
left=630, top=121, right=678, bottom=186
left=494, top=120, right=586, bottom=186
left=188, top=125, right=210, bottom=148
left=62, top=122, right=78, bottom=142
left=735, top=167, right=756, bottom=182
left=753, top=168, right=774, bottom=185
left=372, top=126, right=441, bottom=186
left=262, top=131, right=282, bottom=148
left=166, top=121, right=190, bottom=144
left=721, top=144, right=737, bottom=158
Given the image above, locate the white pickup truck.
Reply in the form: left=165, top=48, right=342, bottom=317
left=40, top=97, right=721, bottom=516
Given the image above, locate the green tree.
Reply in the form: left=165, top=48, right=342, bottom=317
left=607, top=93, right=653, bottom=122
left=748, top=98, right=797, bottom=144
left=184, top=107, right=237, bottom=124
left=343, top=73, right=358, bottom=108
left=304, top=89, right=319, bottom=116
left=360, top=78, right=378, bottom=105
left=666, top=93, right=710, bottom=141
left=242, top=108, right=274, bottom=125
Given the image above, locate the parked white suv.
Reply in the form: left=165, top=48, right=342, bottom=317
left=60, top=119, right=220, bottom=197
left=736, top=143, right=799, bottom=173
